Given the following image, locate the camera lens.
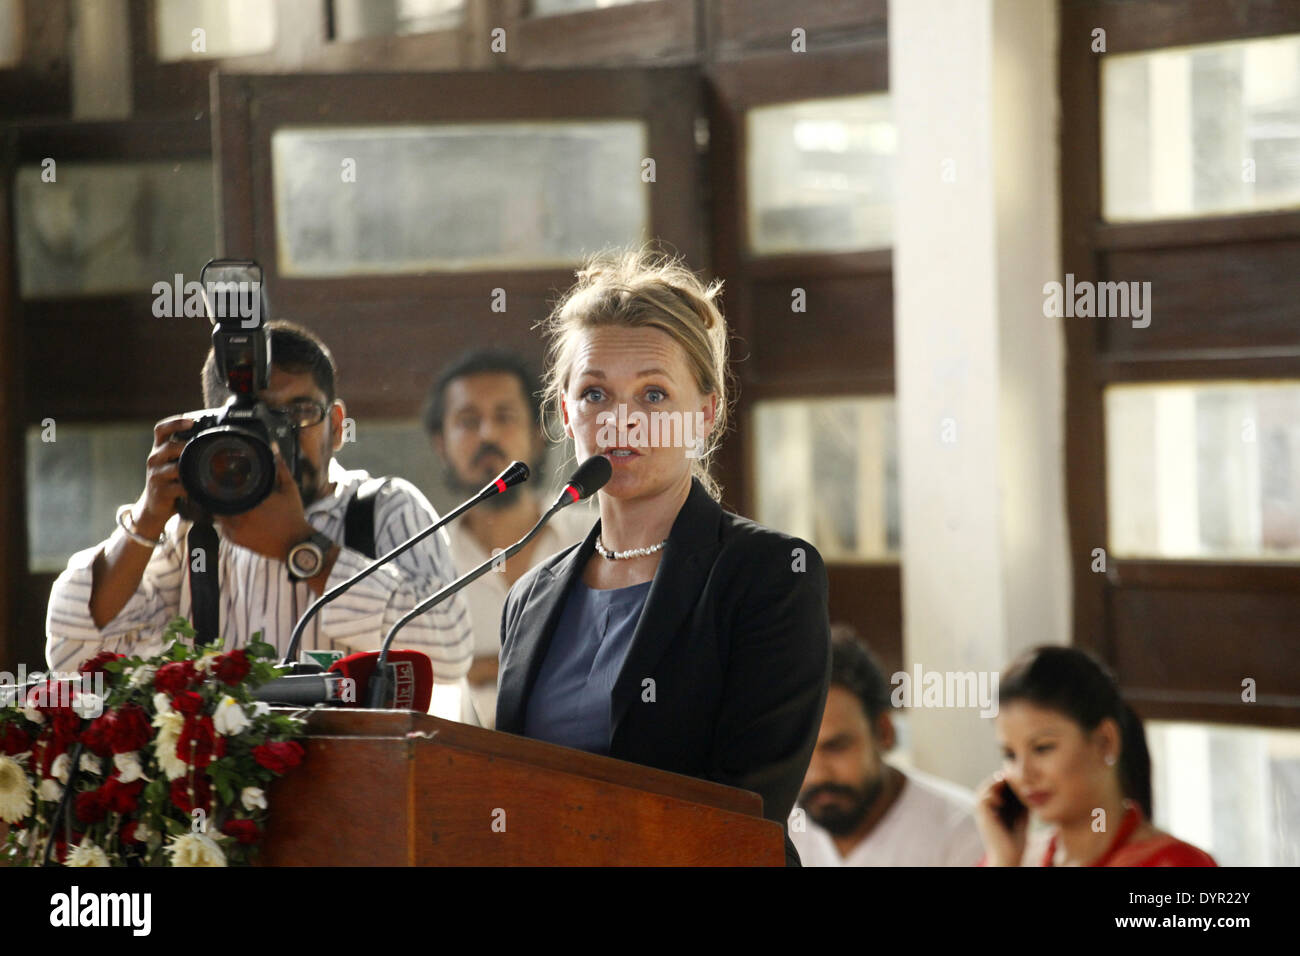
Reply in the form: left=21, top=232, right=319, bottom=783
left=178, top=427, right=276, bottom=515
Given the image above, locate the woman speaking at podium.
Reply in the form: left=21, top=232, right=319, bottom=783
left=494, top=247, right=832, bottom=865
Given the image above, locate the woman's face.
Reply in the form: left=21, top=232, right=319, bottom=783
left=562, top=325, right=716, bottom=503
left=995, top=700, right=1120, bottom=826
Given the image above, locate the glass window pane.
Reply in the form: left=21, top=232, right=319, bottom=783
left=747, top=94, right=894, bottom=255
left=13, top=160, right=216, bottom=299
left=753, top=397, right=899, bottom=562
left=531, top=0, right=654, bottom=16
left=272, top=122, right=649, bottom=275
left=26, top=424, right=154, bottom=573
left=0, top=0, right=21, bottom=68
left=333, top=0, right=464, bottom=40
left=1105, top=382, right=1300, bottom=560
left=1147, top=721, right=1300, bottom=866
left=1102, top=33, right=1300, bottom=221
left=155, top=0, right=276, bottom=62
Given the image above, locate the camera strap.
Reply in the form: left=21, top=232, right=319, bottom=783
left=343, top=476, right=389, bottom=559
left=183, top=476, right=387, bottom=650
left=187, top=519, right=221, bottom=647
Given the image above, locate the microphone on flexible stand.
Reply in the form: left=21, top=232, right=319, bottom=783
left=251, top=648, right=434, bottom=711
left=279, top=461, right=530, bottom=672
left=364, top=455, right=612, bottom=709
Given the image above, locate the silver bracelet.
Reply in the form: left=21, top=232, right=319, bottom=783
left=115, top=504, right=163, bottom=549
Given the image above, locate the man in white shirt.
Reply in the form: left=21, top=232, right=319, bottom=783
left=424, top=350, right=591, bottom=727
left=790, top=627, right=984, bottom=866
left=46, top=321, right=473, bottom=682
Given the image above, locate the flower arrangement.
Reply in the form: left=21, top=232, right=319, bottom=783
left=0, top=618, right=306, bottom=866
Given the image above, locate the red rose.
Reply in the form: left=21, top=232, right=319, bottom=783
left=220, top=818, right=261, bottom=845
left=169, top=775, right=212, bottom=815
left=49, top=711, right=83, bottom=751
left=154, top=661, right=197, bottom=695
left=213, top=649, right=251, bottom=686
left=109, top=703, right=152, bottom=754
left=80, top=713, right=116, bottom=757
left=177, top=715, right=224, bottom=769
left=79, top=651, right=124, bottom=678
left=74, top=789, right=107, bottom=824
left=251, top=740, right=305, bottom=774
left=0, top=722, right=31, bottom=756
left=171, top=690, right=204, bottom=716
left=99, top=774, right=145, bottom=815
left=26, top=679, right=74, bottom=717
left=121, top=821, right=143, bottom=844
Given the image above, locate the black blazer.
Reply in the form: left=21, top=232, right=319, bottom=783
left=496, top=476, right=831, bottom=865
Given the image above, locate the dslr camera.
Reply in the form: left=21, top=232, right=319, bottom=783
left=175, top=259, right=301, bottom=516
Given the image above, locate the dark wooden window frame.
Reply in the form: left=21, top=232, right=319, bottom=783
left=1061, top=0, right=1300, bottom=729
left=707, top=38, right=901, bottom=675
left=213, top=68, right=703, bottom=420
left=501, top=0, right=699, bottom=67
left=0, top=0, right=71, bottom=117
left=129, top=0, right=329, bottom=115
left=4, top=116, right=213, bottom=670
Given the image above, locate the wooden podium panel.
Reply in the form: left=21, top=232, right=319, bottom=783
left=260, top=709, right=785, bottom=866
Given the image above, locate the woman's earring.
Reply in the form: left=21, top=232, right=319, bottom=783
left=1104, top=753, right=1117, bottom=766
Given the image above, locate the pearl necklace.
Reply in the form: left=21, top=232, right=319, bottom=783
left=594, top=536, right=667, bottom=561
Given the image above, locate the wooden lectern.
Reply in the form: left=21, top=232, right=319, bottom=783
left=260, top=709, right=786, bottom=866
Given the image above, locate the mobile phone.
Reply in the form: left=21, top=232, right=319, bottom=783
left=996, top=779, right=1027, bottom=828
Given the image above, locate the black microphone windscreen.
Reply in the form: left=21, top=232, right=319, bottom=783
left=565, top=455, right=613, bottom=501
left=493, top=461, right=530, bottom=493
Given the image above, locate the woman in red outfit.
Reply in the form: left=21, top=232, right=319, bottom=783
left=974, top=646, right=1216, bottom=867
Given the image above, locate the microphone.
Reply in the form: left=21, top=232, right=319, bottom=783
left=251, top=672, right=355, bottom=706
left=365, top=455, right=611, bottom=708
left=251, top=650, right=435, bottom=711
left=280, top=461, right=529, bottom=670
left=330, top=650, right=433, bottom=712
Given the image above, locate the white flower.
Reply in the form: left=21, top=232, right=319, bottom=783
left=71, top=692, right=103, bottom=719
left=37, top=778, right=63, bottom=801
left=213, top=696, right=250, bottom=736
left=128, top=665, right=157, bottom=689
left=21, top=705, right=44, bottom=725
left=250, top=701, right=271, bottom=718
left=79, top=753, right=102, bottom=776
left=50, top=752, right=71, bottom=785
left=165, top=832, right=227, bottom=867
left=66, top=840, right=111, bottom=867
left=113, top=751, right=147, bottom=783
left=194, top=651, right=220, bottom=674
left=132, top=820, right=158, bottom=845
left=152, top=710, right=187, bottom=781
left=0, top=755, right=34, bottom=823
left=240, top=786, right=267, bottom=812
left=152, top=692, right=172, bottom=715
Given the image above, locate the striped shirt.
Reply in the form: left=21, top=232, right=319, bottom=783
left=44, top=459, right=474, bottom=680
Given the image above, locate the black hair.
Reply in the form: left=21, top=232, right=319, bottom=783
left=201, top=319, right=337, bottom=408
left=421, top=349, right=543, bottom=436
left=999, top=645, right=1153, bottom=819
left=828, top=623, right=893, bottom=725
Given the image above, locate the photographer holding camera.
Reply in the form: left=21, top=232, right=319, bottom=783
left=45, top=275, right=472, bottom=682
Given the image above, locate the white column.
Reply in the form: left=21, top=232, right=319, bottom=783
left=890, top=0, right=1070, bottom=789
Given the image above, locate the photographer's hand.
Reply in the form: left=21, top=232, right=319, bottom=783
left=216, top=454, right=339, bottom=594
left=88, top=415, right=194, bottom=629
